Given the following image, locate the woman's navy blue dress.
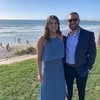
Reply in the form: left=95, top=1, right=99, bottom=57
left=40, top=37, right=66, bottom=100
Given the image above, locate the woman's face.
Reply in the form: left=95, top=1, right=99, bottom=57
left=48, top=19, right=58, bottom=33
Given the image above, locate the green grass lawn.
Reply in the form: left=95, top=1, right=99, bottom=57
left=0, top=59, right=39, bottom=100
left=0, top=48, right=100, bottom=100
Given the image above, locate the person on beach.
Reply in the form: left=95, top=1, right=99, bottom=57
left=63, top=12, right=96, bottom=100
left=17, top=38, right=21, bottom=43
left=6, top=43, right=10, bottom=51
left=37, top=15, right=67, bottom=100
left=0, top=42, right=4, bottom=48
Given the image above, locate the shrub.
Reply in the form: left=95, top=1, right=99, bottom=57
left=15, top=47, right=36, bottom=55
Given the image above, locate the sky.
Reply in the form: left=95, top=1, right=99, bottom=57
left=0, top=0, right=100, bottom=20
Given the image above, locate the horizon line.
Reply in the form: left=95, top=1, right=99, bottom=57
left=0, top=19, right=100, bottom=21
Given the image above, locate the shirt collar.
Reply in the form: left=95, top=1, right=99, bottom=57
left=68, top=28, right=80, bottom=37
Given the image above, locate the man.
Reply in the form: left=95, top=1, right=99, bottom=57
left=63, top=12, right=96, bottom=100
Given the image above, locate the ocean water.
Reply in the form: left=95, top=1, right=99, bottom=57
left=0, top=20, right=100, bottom=45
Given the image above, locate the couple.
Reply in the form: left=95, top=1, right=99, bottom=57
left=36, top=12, right=96, bottom=100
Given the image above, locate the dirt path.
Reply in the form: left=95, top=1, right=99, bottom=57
left=0, top=55, right=37, bottom=65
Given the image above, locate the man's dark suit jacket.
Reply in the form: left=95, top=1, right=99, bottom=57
left=63, top=27, right=96, bottom=77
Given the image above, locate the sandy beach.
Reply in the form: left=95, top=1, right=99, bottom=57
left=0, top=37, right=99, bottom=65
left=0, top=43, right=37, bottom=65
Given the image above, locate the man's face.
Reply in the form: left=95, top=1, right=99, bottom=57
left=67, top=14, right=80, bottom=31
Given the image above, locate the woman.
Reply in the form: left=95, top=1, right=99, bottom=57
left=37, top=15, right=66, bottom=100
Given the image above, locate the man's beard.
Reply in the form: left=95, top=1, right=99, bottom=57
left=70, top=25, right=78, bottom=31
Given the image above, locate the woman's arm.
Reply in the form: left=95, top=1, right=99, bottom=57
left=36, top=36, right=44, bottom=83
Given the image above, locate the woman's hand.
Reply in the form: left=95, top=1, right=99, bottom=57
left=38, top=73, right=44, bottom=83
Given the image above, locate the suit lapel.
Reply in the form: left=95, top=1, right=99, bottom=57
left=75, top=28, right=85, bottom=54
